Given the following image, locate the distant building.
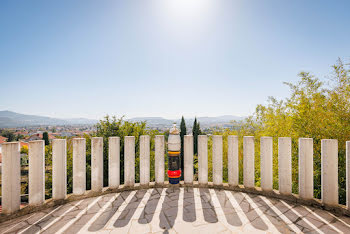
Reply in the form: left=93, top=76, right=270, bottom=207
left=0, top=136, right=9, bottom=163
left=60, top=132, right=74, bottom=137
left=25, top=133, right=56, bottom=142
left=15, top=130, right=29, bottom=136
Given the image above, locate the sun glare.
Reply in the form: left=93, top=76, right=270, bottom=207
left=153, top=0, right=216, bottom=42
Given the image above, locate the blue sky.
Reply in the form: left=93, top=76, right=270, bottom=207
left=1, top=0, right=349, bottom=119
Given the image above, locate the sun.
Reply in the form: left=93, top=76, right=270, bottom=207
left=152, top=0, right=216, bottom=42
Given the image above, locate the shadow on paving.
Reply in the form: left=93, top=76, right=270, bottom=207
left=199, top=188, right=218, bottom=223
left=5, top=188, right=350, bottom=233
left=138, top=188, right=163, bottom=224
left=245, top=193, right=289, bottom=233
left=215, top=189, right=242, bottom=226
left=268, top=197, right=321, bottom=233
left=88, top=191, right=131, bottom=232
left=22, top=198, right=93, bottom=234
left=232, top=191, right=269, bottom=231
left=183, top=187, right=196, bottom=222
left=114, top=190, right=148, bottom=227
left=159, top=187, right=180, bottom=231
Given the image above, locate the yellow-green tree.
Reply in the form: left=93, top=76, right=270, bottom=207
left=205, top=59, right=350, bottom=204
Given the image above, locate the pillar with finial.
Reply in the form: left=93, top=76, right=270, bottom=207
left=167, top=123, right=181, bottom=184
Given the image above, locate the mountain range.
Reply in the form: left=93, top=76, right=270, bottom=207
left=0, top=111, right=245, bottom=128
left=124, top=115, right=245, bottom=129
left=0, top=111, right=97, bottom=128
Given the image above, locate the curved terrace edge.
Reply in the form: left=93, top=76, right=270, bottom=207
left=1, top=181, right=349, bottom=224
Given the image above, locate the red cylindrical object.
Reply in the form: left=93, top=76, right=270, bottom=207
left=167, top=169, right=181, bottom=178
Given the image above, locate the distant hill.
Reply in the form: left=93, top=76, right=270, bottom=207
left=0, top=111, right=245, bottom=129
left=129, top=115, right=245, bottom=129
left=190, top=115, right=245, bottom=125
left=129, top=117, right=174, bottom=124
left=0, top=111, right=98, bottom=128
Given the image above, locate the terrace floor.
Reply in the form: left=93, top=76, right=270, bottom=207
left=1, top=187, right=350, bottom=234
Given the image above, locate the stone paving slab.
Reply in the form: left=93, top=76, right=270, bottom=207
left=1, top=188, right=350, bottom=233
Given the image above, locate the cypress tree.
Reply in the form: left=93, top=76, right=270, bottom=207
left=42, top=132, right=50, bottom=145
left=180, top=116, right=186, bottom=180
left=197, top=122, right=201, bottom=135
left=193, top=117, right=198, bottom=155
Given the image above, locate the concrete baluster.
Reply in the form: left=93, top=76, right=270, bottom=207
left=212, top=135, right=223, bottom=185
left=52, top=139, right=67, bottom=200
left=124, top=136, right=135, bottom=187
left=73, top=138, right=86, bottom=195
left=155, top=135, right=165, bottom=184
left=198, top=135, right=208, bottom=185
left=261, top=137, right=273, bottom=191
left=92, top=137, right=103, bottom=192
left=322, top=139, right=338, bottom=205
left=347, top=141, right=350, bottom=209
left=243, top=136, right=255, bottom=188
left=278, top=137, right=292, bottom=195
left=140, top=135, right=150, bottom=186
left=109, top=137, right=120, bottom=188
left=29, top=140, right=45, bottom=205
left=2, top=142, right=20, bottom=213
left=184, top=135, right=194, bottom=184
left=228, top=135, right=239, bottom=186
left=299, top=138, right=313, bottom=199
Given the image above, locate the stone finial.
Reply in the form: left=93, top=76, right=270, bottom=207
left=170, top=123, right=179, bottom=135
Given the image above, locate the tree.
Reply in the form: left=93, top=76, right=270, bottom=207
left=197, top=122, right=202, bottom=135
left=42, top=132, right=50, bottom=145
left=2, top=130, right=15, bottom=142
left=20, top=145, right=28, bottom=154
left=95, top=115, right=161, bottom=186
left=16, top=134, right=24, bottom=141
left=193, top=117, right=199, bottom=155
left=232, top=59, right=350, bottom=204
left=180, top=116, right=186, bottom=179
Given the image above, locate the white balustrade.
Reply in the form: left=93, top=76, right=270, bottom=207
left=2, top=134, right=350, bottom=215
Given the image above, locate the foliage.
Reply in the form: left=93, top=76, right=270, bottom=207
left=16, top=134, right=24, bottom=141
left=180, top=116, right=186, bottom=179
left=20, top=145, right=28, bottom=154
left=1, top=130, right=15, bottom=142
left=205, top=59, right=350, bottom=204
left=42, top=131, right=50, bottom=145
left=45, top=144, right=53, bottom=199
left=192, top=117, right=202, bottom=155
left=95, top=116, right=161, bottom=186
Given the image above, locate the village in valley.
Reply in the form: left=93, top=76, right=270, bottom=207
left=0, top=125, right=94, bottom=166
